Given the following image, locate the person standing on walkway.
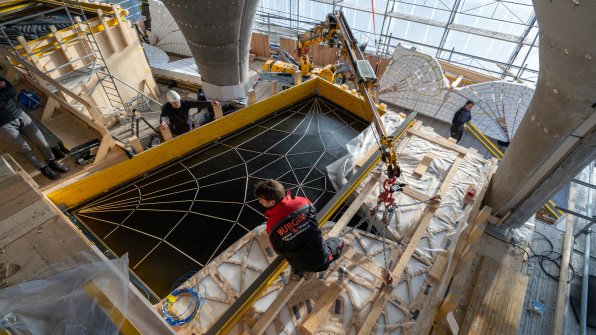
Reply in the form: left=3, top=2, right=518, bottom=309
left=159, top=90, right=220, bottom=136
left=0, top=75, right=68, bottom=180
left=450, top=100, right=474, bottom=143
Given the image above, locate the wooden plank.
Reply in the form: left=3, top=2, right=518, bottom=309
left=23, top=215, right=89, bottom=264
left=407, top=128, right=468, bottom=155
left=42, top=97, right=60, bottom=122
left=0, top=199, right=56, bottom=248
left=49, top=25, right=77, bottom=71
left=355, top=145, right=379, bottom=168
left=0, top=188, right=39, bottom=221
left=446, top=312, right=460, bottom=335
left=413, top=152, right=436, bottom=177
left=247, top=89, right=256, bottom=105
left=0, top=174, right=35, bottom=202
left=428, top=252, right=449, bottom=281
left=16, top=36, right=47, bottom=72
left=299, top=282, right=343, bottom=334
left=111, top=5, right=129, bottom=47
left=96, top=9, right=117, bottom=53
left=343, top=248, right=385, bottom=280
left=250, top=279, right=305, bottom=335
left=435, top=299, right=457, bottom=322
left=270, top=80, right=278, bottom=95
left=358, top=153, right=464, bottom=335
left=128, top=136, right=144, bottom=153
left=0, top=157, right=15, bottom=182
left=460, top=256, right=529, bottom=335
left=552, top=215, right=574, bottom=335
left=452, top=251, right=476, bottom=279
left=213, top=104, right=223, bottom=120
left=0, top=154, right=38, bottom=188
left=328, top=176, right=378, bottom=237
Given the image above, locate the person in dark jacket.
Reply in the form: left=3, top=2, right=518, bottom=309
left=159, top=90, right=220, bottom=136
left=450, top=100, right=474, bottom=143
left=0, top=75, right=68, bottom=180
left=254, top=179, right=343, bottom=274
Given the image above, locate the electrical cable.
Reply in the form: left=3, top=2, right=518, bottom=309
left=526, top=230, right=576, bottom=283
left=162, top=271, right=207, bottom=326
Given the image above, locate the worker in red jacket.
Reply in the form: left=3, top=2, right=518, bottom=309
left=254, top=179, right=343, bottom=275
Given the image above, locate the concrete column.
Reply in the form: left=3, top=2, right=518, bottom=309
left=161, top=0, right=260, bottom=101
left=484, top=0, right=596, bottom=228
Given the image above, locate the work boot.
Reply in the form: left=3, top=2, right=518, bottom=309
left=40, top=166, right=60, bottom=180
left=47, top=159, right=69, bottom=173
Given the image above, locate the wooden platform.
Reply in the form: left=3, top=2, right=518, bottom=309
left=460, top=256, right=529, bottom=334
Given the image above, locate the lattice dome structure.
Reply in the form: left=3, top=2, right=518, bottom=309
left=379, top=44, right=450, bottom=115
left=436, top=81, right=535, bottom=142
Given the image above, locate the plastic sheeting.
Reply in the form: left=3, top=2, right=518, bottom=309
left=327, top=116, right=492, bottom=302
left=0, top=253, right=130, bottom=335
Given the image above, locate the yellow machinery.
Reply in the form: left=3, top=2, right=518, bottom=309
left=328, top=11, right=401, bottom=178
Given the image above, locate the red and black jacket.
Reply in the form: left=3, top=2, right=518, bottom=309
left=264, top=192, right=330, bottom=272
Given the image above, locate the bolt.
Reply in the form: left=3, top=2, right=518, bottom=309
left=586, top=54, right=593, bottom=60
left=573, top=0, right=579, bottom=4
left=544, top=128, right=549, bottom=133
left=564, top=49, right=569, bottom=55
left=553, top=88, right=558, bottom=94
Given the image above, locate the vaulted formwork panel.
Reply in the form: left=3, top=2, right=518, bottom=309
left=47, top=78, right=391, bottom=300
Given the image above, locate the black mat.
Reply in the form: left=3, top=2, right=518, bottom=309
left=71, top=96, right=368, bottom=298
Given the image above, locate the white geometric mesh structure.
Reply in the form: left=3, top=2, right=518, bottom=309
left=379, top=44, right=450, bottom=115
left=435, top=81, right=535, bottom=142
left=147, top=0, right=192, bottom=57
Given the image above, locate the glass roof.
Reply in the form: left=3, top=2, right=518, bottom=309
left=256, top=0, right=539, bottom=83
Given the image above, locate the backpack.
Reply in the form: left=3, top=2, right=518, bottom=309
left=17, top=89, right=41, bottom=110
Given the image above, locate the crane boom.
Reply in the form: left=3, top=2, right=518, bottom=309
left=300, top=11, right=401, bottom=178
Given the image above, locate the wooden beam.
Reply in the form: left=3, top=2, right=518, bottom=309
left=111, top=5, right=129, bottom=47
left=435, top=298, right=457, bottom=323
left=299, top=282, right=343, bottom=334
left=143, top=78, right=159, bottom=101
left=328, top=176, right=378, bottom=236
left=428, top=252, right=450, bottom=281
left=161, top=126, right=173, bottom=141
left=96, top=9, right=117, bottom=53
left=413, top=152, right=435, bottom=178
left=247, top=89, right=256, bottom=105
left=446, top=311, right=460, bottom=335
left=41, top=97, right=60, bottom=122
left=358, top=154, right=465, bottom=335
left=407, top=128, right=468, bottom=155
left=128, top=136, right=144, bottom=153
left=249, top=279, right=304, bottom=335
left=452, top=251, right=476, bottom=279
left=553, top=215, right=574, bottom=335
left=271, top=80, right=279, bottom=95
left=16, top=36, right=47, bottom=72
left=343, top=248, right=385, bottom=280
left=213, top=104, right=223, bottom=120
left=49, top=25, right=77, bottom=71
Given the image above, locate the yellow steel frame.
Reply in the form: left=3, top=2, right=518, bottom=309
left=467, top=122, right=563, bottom=219
left=48, top=77, right=387, bottom=207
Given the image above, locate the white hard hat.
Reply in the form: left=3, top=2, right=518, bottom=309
left=166, top=90, right=180, bottom=103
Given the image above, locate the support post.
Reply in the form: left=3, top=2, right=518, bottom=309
left=553, top=215, right=574, bottom=335
left=247, top=89, right=256, bottom=105
left=213, top=103, right=223, bottom=120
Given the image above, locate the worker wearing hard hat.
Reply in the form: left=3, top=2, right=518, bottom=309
left=159, top=90, right=220, bottom=136
left=450, top=100, right=474, bottom=143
